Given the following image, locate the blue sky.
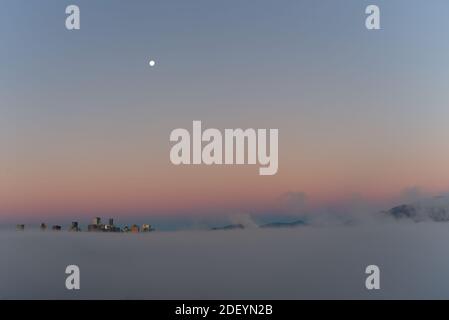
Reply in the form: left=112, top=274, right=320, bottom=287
left=2, top=1, right=449, bottom=228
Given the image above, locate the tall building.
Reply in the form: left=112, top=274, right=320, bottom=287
left=88, top=217, right=121, bottom=232
left=70, top=221, right=80, bottom=232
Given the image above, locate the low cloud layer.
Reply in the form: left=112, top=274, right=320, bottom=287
left=2, top=222, right=449, bottom=299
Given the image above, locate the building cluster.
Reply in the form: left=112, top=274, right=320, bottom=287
left=16, top=218, right=154, bottom=233
left=88, top=217, right=121, bottom=232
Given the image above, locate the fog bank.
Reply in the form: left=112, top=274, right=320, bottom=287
left=1, top=223, right=449, bottom=299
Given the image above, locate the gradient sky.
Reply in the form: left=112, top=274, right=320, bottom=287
left=2, top=0, right=449, bottom=223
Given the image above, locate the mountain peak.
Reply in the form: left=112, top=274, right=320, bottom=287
left=385, top=195, right=449, bottom=222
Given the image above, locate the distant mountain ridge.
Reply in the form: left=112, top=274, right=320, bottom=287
left=211, top=224, right=245, bottom=231
left=260, top=220, right=306, bottom=228
left=385, top=196, right=449, bottom=222
left=212, top=196, right=449, bottom=230
left=211, top=219, right=307, bottom=230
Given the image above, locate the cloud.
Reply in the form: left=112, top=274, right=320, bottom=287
left=399, top=186, right=426, bottom=204
left=277, top=192, right=308, bottom=214
left=228, top=213, right=258, bottom=229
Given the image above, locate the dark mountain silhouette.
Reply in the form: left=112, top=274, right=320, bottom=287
left=211, top=224, right=245, bottom=230
left=260, top=220, right=306, bottom=228
left=211, top=219, right=307, bottom=230
left=385, top=196, right=449, bottom=222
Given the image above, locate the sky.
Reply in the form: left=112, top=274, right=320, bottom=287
left=1, top=0, right=449, bottom=225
